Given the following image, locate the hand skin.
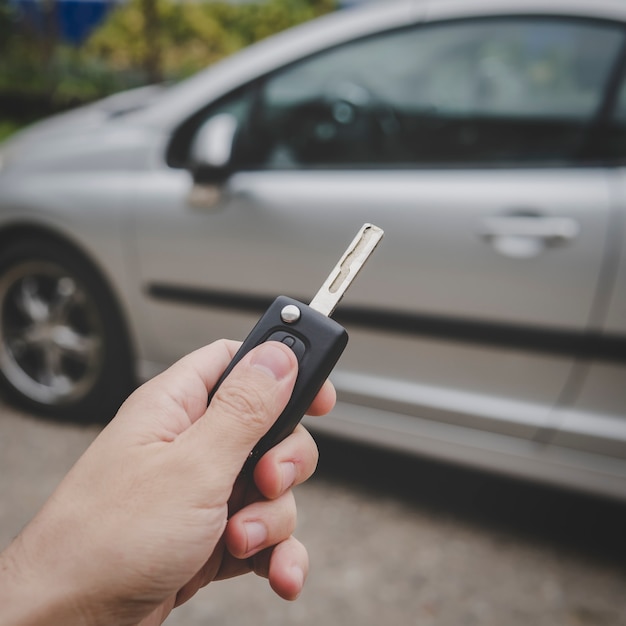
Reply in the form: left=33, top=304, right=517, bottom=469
left=0, top=340, right=336, bottom=626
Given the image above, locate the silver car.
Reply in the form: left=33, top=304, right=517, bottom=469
left=1, top=0, right=625, bottom=499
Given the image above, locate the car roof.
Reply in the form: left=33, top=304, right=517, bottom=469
left=140, top=0, right=626, bottom=130
left=425, top=0, right=626, bottom=22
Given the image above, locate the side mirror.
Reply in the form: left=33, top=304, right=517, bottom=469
left=189, top=113, right=238, bottom=185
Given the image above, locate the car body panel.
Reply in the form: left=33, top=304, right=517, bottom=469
left=545, top=170, right=626, bottom=462
left=131, top=166, right=611, bottom=441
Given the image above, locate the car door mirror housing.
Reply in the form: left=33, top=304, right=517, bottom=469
left=189, top=113, right=238, bottom=184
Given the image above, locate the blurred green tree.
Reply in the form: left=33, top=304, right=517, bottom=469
left=0, top=0, right=336, bottom=120
left=86, top=0, right=337, bottom=83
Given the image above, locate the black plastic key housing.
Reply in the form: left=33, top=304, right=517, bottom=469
left=207, top=295, right=348, bottom=472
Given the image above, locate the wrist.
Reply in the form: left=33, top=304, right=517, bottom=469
left=0, top=529, right=93, bottom=626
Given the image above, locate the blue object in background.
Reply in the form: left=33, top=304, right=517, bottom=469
left=57, top=0, right=114, bottom=45
left=10, top=0, right=115, bottom=45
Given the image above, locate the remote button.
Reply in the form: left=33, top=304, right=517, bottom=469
left=267, top=331, right=306, bottom=361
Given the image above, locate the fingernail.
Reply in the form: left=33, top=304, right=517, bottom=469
left=244, top=521, right=267, bottom=554
left=281, top=461, right=297, bottom=492
left=291, top=565, right=305, bottom=596
left=250, top=343, right=293, bottom=381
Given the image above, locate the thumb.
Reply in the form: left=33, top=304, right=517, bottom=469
left=190, top=341, right=298, bottom=489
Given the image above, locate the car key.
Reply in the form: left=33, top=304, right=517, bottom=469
left=207, top=222, right=384, bottom=473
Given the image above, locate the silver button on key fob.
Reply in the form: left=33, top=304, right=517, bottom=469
left=207, top=223, right=384, bottom=473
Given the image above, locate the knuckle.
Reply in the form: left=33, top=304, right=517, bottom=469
left=284, top=492, right=297, bottom=529
left=297, top=426, right=319, bottom=467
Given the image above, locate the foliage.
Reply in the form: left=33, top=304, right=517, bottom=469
left=86, top=0, right=336, bottom=80
left=0, top=0, right=337, bottom=114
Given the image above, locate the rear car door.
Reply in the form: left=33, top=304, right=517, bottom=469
left=134, top=15, right=624, bottom=464
left=545, top=71, right=626, bottom=492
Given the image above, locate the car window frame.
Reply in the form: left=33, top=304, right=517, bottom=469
left=166, top=15, right=626, bottom=172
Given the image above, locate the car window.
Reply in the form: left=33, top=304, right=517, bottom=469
left=606, top=73, right=626, bottom=162
left=238, top=18, right=624, bottom=169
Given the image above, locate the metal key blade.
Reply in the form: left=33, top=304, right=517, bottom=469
left=309, top=223, right=384, bottom=317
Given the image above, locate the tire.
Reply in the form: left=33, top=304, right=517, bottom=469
left=0, top=237, right=134, bottom=422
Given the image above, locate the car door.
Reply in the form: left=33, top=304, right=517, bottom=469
left=545, top=70, right=626, bottom=483
left=133, top=15, right=624, bottom=450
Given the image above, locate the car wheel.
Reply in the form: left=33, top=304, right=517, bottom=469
left=0, top=237, right=134, bottom=422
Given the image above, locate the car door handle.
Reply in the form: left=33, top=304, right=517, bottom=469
left=479, top=216, right=580, bottom=243
left=478, top=215, right=580, bottom=258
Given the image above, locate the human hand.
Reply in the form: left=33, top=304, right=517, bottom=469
left=0, top=340, right=335, bottom=626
